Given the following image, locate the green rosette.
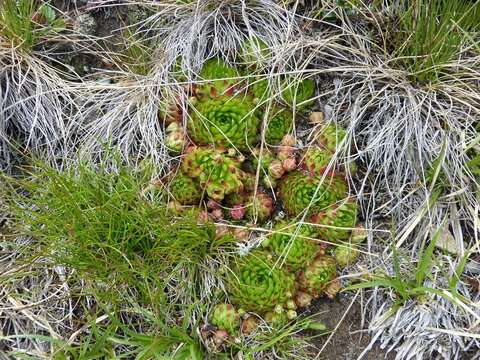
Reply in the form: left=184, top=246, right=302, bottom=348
left=278, top=171, right=348, bottom=216
left=298, top=255, right=337, bottom=298
left=265, top=108, right=293, bottom=145
left=188, top=95, right=260, bottom=150
left=196, top=58, right=239, bottom=98
left=310, top=200, right=357, bottom=241
left=250, top=77, right=270, bottom=102
left=334, top=246, right=359, bottom=268
left=317, top=124, right=347, bottom=153
left=227, top=251, right=295, bottom=313
left=264, top=222, right=319, bottom=271
left=241, top=36, right=270, bottom=66
left=281, top=77, right=315, bottom=109
left=169, top=173, right=201, bottom=205
left=210, top=303, right=240, bottom=334
left=245, top=192, right=273, bottom=223
left=251, top=148, right=275, bottom=173
left=181, top=147, right=245, bottom=201
left=301, top=147, right=334, bottom=176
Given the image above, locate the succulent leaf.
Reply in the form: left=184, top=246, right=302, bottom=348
left=334, top=245, right=359, bottom=268
left=316, top=124, right=347, bottom=153
left=241, top=36, right=270, bottom=66
left=301, top=147, right=335, bottom=176
left=250, top=77, right=270, bottom=102
left=252, top=147, right=275, bottom=174
left=264, top=311, right=288, bottom=328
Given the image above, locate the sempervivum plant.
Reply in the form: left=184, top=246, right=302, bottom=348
left=278, top=171, right=348, bottom=216
left=169, top=173, right=202, bottom=205
left=227, top=251, right=295, bottom=313
left=281, top=77, right=315, bottom=109
left=265, top=108, right=293, bottom=145
left=316, top=124, right=347, bottom=153
left=297, top=255, right=337, bottom=298
left=182, top=147, right=245, bottom=201
left=301, top=147, right=335, bottom=176
left=241, top=36, right=269, bottom=67
left=250, top=77, right=270, bottom=103
left=263, top=222, right=319, bottom=271
left=334, top=245, right=359, bottom=268
left=245, top=191, right=274, bottom=223
left=196, top=58, right=240, bottom=99
left=210, top=303, right=240, bottom=335
left=310, top=200, right=357, bottom=242
left=252, top=147, right=275, bottom=173
left=188, top=95, right=260, bottom=150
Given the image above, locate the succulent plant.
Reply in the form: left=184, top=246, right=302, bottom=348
left=182, top=147, right=245, bottom=201
left=165, top=123, right=186, bottom=152
left=351, top=225, right=368, bottom=244
left=263, top=222, right=319, bottom=271
left=159, top=99, right=183, bottom=124
left=230, top=205, right=246, bottom=220
left=278, top=171, right=348, bottom=216
left=250, top=77, right=270, bottom=102
left=252, top=147, right=275, bottom=173
left=245, top=192, right=274, bottom=223
left=227, top=251, right=295, bottom=313
left=196, top=58, right=240, bottom=98
left=265, top=108, right=293, bottom=145
left=188, top=95, right=260, bottom=150
left=241, top=36, right=269, bottom=66
left=316, top=124, right=347, bottom=153
left=323, top=278, right=341, bottom=299
left=334, top=245, right=359, bottom=268
left=281, top=77, right=315, bottom=109
left=282, top=157, right=297, bottom=172
left=310, top=200, right=357, bottom=242
left=210, top=303, right=240, bottom=335
left=301, top=147, right=335, bottom=176
left=165, top=131, right=185, bottom=152
left=241, top=316, right=260, bottom=335
left=169, top=173, right=202, bottom=205
left=294, top=291, right=313, bottom=308
left=268, top=159, right=285, bottom=179
left=297, top=255, right=337, bottom=298
left=264, top=309, right=289, bottom=328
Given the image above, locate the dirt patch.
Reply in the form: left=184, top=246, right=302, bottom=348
left=307, top=294, right=394, bottom=360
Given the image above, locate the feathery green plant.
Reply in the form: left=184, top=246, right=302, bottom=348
left=0, top=0, right=65, bottom=50
left=343, top=225, right=470, bottom=312
left=2, top=158, right=235, bottom=305
left=390, top=0, right=480, bottom=83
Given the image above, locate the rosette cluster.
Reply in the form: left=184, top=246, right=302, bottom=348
left=164, top=56, right=365, bottom=332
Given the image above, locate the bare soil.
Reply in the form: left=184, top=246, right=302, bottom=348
left=307, top=294, right=395, bottom=360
